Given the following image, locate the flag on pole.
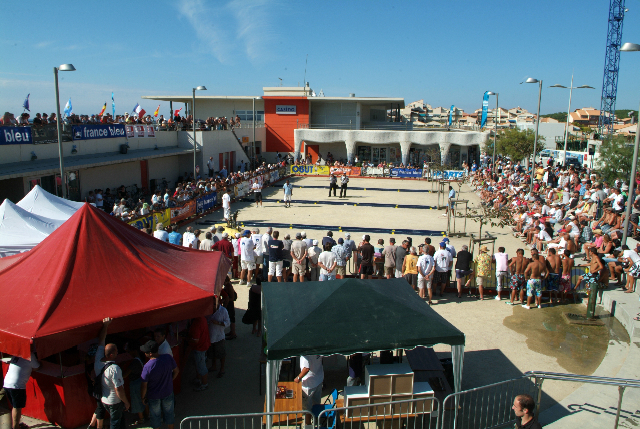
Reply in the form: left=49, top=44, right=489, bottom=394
left=63, top=98, right=72, bottom=117
left=480, top=91, right=490, bottom=129
left=174, top=108, right=182, bottom=117
left=99, top=102, right=107, bottom=116
left=448, top=105, right=454, bottom=127
left=134, top=104, right=146, bottom=118
left=23, top=94, right=30, bottom=112
left=153, top=105, right=160, bottom=117
left=111, top=92, right=115, bottom=117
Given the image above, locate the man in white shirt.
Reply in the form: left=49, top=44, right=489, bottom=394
left=416, top=247, right=435, bottom=303
left=207, top=156, right=214, bottom=178
left=294, top=355, right=324, bottom=423
left=252, top=180, right=262, bottom=207
left=318, top=243, right=338, bottom=281
left=154, top=328, right=173, bottom=357
left=251, top=228, right=263, bottom=278
left=433, top=242, right=452, bottom=297
left=307, top=240, right=322, bottom=281
left=206, top=297, right=230, bottom=378
left=154, top=223, right=169, bottom=242
left=222, top=190, right=231, bottom=221
left=95, top=190, right=104, bottom=209
left=493, top=247, right=509, bottom=300
left=240, top=230, right=256, bottom=285
left=183, top=226, right=198, bottom=248
left=260, top=227, right=273, bottom=278
left=3, top=351, right=40, bottom=429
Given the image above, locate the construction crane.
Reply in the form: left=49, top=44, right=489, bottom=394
left=598, top=0, right=627, bottom=137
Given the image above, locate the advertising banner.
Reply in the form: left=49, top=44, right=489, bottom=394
left=32, top=124, right=72, bottom=145
left=431, top=170, right=466, bottom=180
left=330, top=167, right=361, bottom=176
left=72, top=124, right=127, bottom=140
left=196, top=192, right=217, bottom=214
left=135, top=125, right=146, bottom=137
left=152, top=209, right=171, bottom=230
left=1, top=127, right=32, bottom=145
left=146, top=125, right=155, bottom=137
left=128, top=213, right=153, bottom=229
left=249, top=175, right=264, bottom=188
left=480, top=91, right=490, bottom=129
left=390, top=168, right=423, bottom=178
left=270, top=170, right=279, bottom=182
left=365, top=167, right=385, bottom=176
left=290, top=165, right=330, bottom=175
left=234, top=181, right=249, bottom=198
left=126, top=125, right=134, bottom=138
left=171, top=200, right=196, bottom=223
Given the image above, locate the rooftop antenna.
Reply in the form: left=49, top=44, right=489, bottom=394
left=278, top=77, right=282, bottom=86
left=303, top=54, right=308, bottom=95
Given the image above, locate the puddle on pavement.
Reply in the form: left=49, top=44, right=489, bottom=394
left=503, top=303, right=629, bottom=374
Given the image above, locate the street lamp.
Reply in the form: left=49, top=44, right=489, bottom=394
left=550, top=77, right=594, bottom=165
left=487, top=92, right=498, bottom=171
left=619, top=42, right=640, bottom=246
left=53, top=63, right=75, bottom=199
left=524, top=77, right=542, bottom=189
left=253, top=97, right=262, bottom=169
left=192, top=85, right=207, bottom=179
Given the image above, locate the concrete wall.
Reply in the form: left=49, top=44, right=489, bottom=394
left=190, top=99, right=265, bottom=122
left=80, top=161, right=141, bottom=198
left=148, top=157, right=180, bottom=188
left=176, top=130, right=253, bottom=173
left=517, top=122, right=566, bottom=150
left=310, top=101, right=357, bottom=127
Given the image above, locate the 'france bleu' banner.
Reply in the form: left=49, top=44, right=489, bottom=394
left=390, top=168, right=423, bottom=178
left=72, top=124, right=127, bottom=140
left=480, top=91, right=490, bottom=128
left=196, top=192, right=217, bottom=213
left=1, top=127, right=32, bottom=144
left=448, top=105, right=454, bottom=126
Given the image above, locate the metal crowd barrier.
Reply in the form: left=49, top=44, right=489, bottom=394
left=181, top=411, right=315, bottom=429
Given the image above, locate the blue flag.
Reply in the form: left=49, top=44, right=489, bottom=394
left=63, top=98, right=72, bottom=117
left=480, top=91, right=489, bottom=128
left=448, top=105, right=454, bottom=127
left=23, top=94, right=30, bottom=112
left=112, top=92, right=115, bottom=117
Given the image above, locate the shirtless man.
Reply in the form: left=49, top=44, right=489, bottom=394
left=523, top=248, right=547, bottom=309
left=576, top=247, right=606, bottom=308
left=546, top=248, right=561, bottom=305
left=507, top=249, right=528, bottom=305
left=559, top=250, right=574, bottom=303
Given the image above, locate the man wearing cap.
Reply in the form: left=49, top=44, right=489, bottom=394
left=332, top=238, right=348, bottom=279
left=140, top=340, right=178, bottom=429
left=283, top=179, right=293, bottom=207
left=154, top=223, right=169, bottom=242
left=251, top=228, right=264, bottom=278
left=434, top=241, right=452, bottom=296
left=382, top=238, right=397, bottom=279
left=291, top=232, right=308, bottom=282
left=339, top=172, right=349, bottom=198
left=222, top=189, right=231, bottom=222
left=307, top=240, right=322, bottom=281
left=212, top=232, right=233, bottom=261
left=343, top=233, right=356, bottom=273
left=474, top=246, right=492, bottom=300
left=240, top=230, right=256, bottom=285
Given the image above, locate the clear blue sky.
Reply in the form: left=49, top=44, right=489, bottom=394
left=3, top=0, right=640, bottom=118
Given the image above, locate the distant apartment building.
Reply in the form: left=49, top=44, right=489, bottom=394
left=569, top=107, right=601, bottom=127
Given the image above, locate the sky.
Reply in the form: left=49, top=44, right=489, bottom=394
left=3, top=0, right=640, bottom=118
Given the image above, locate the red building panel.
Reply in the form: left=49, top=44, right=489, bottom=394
left=264, top=97, right=309, bottom=153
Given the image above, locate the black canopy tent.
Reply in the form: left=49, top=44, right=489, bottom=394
left=262, top=278, right=465, bottom=420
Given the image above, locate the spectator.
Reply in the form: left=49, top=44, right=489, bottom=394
left=206, top=296, right=230, bottom=378
left=140, top=340, right=179, bottom=429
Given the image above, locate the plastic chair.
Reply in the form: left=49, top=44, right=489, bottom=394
left=312, top=389, right=339, bottom=429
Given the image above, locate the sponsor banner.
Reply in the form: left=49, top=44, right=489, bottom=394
left=196, top=192, right=217, bottom=214
left=249, top=175, right=264, bottom=188
left=278, top=167, right=287, bottom=178
left=366, top=167, right=386, bottom=176
left=72, top=124, right=127, bottom=140
left=289, top=165, right=330, bottom=175
left=270, top=170, right=279, bottom=182
left=152, top=209, right=171, bottom=230
left=135, top=125, right=146, bottom=137
left=32, top=124, right=72, bottom=145
left=171, top=200, right=196, bottom=223
left=431, top=170, right=466, bottom=180
left=235, top=181, right=249, bottom=198
left=128, top=213, right=153, bottom=229
left=146, top=125, right=155, bottom=137
left=1, top=126, right=32, bottom=145
left=330, top=167, right=361, bottom=176
left=126, top=125, right=134, bottom=138
left=390, top=168, right=423, bottom=178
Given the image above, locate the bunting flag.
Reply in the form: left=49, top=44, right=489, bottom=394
left=448, top=105, right=454, bottom=127
left=480, top=91, right=490, bottom=129
left=153, top=105, right=160, bottom=117
left=63, top=98, right=72, bottom=117
left=99, top=102, right=107, bottom=116
left=174, top=108, right=182, bottom=117
left=111, top=92, right=115, bottom=117
left=23, top=94, right=30, bottom=112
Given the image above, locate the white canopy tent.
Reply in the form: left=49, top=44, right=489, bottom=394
left=0, top=200, right=66, bottom=257
left=0, top=186, right=86, bottom=257
left=16, top=185, right=85, bottom=220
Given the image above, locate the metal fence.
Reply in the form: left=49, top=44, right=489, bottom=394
left=181, top=411, right=315, bottom=429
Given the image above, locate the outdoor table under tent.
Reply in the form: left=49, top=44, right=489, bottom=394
left=262, top=278, right=465, bottom=428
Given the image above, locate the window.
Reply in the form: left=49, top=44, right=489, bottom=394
left=236, top=110, right=264, bottom=121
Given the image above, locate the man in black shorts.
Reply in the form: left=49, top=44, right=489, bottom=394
left=252, top=180, right=262, bottom=207
left=3, top=351, right=40, bottom=429
left=358, top=235, right=375, bottom=279
left=328, top=174, right=338, bottom=197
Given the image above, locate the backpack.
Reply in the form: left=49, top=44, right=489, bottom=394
left=90, top=362, right=114, bottom=400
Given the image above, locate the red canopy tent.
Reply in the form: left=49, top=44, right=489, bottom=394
left=0, top=203, right=231, bottom=360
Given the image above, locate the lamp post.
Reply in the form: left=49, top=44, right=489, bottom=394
left=53, top=64, right=75, bottom=199
left=550, top=76, right=595, bottom=165
left=487, top=92, right=498, bottom=171
left=620, top=43, right=640, bottom=246
left=192, top=85, right=207, bottom=179
left=525, top=78, right=542, bottom=189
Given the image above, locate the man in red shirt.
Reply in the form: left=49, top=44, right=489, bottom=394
left=186, top=316, right=210, bottom=391
left=212, top=232, right=233, bottom=260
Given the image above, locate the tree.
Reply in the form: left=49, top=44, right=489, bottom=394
left=494, top=128, right=545, bottom=163
left=597, top=136, right=634, bottom=183
left=542, top=112, right=568, bottom=123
